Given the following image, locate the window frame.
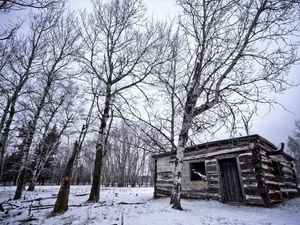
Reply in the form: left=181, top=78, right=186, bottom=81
left=190, top=161, right=206, bottom=181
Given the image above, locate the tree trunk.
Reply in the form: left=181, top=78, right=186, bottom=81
left=52, top=141, right=78, bottom=214
left=14, top=169, right=26, bottom=200
left=0, top=95, right=18, bottom=177
left=87, top=85, right=111, bottom=203
left=170, top=60, right=202, bottom=209
left=87, top=146, right=103, bottom=202
left=27, top=172, right=37, bottom=191
left=170, top=132, right=189, bottom=210
left=13, top=80, right=51, bottom=200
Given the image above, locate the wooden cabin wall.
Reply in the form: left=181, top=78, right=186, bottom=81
left=181, top=159, right=220, bottom=200
left=268, top=154, right=299, bottom=199
left=153, top=140, right=299, bottom=207
left=155, top=156, right=174, bottom=197
left=181, top=159, right=207, bottom=198
left=239, top=150, right=265, bottom=206
left=205, top=159, right=220, bottom=200
left=255, top=145, right=299, bottom=206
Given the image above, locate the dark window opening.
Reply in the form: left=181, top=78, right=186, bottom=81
left=190, top=161, right=206, bottom=181
left=272, top=161, right=283, bottom=177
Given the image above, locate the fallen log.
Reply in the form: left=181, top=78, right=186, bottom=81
left=21, top=196, right=57, bottom=203
left=73, top=193, right=89, bottom=197
left=31, top=203, right=93, bottom=211
left=117, top=202, right=146, bottom=205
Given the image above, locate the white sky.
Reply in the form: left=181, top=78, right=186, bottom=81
left=142, top=0, right=300, bottom=145
left=1, top=0, right=299, bottom=145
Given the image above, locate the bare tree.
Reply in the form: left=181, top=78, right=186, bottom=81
left=27, top=96, right=75, bottom=191
left=0, top=0, right=60, bottom=11
left=52, top=96, right=95, bottom=214
left=0, top=7, right=61, bottom=178
left=170, top=0, right=300, bottom=209
left=101, top=122, right=153, bottom=187
left=79, top=0, right=170, bottom=203
left=130, top=29, right=187, bottom=153
left=13, top=8, right=79, bottom=200
left=288, top=119, right=300, bottom=180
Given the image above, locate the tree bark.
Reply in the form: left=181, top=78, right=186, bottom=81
left=87, top=145, right=103, bottom=202
left=170, top=130, right=189, bottom=210
left=52, top=141, right=79, bottom=214
left=170, top=62, right=201, bottom=209
left=87, top=85, right=111, bottom=202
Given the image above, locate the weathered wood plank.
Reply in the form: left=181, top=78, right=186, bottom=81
left=183, top=146, right=250, bottom=161
left=245, top=195, right=265, bottom=205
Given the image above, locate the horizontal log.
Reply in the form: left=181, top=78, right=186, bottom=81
left=183, top=146, right=250, bottom=161
left=157, top=171, right=173, bottom=175
left=206, top=165, right=218, bottom=171
left=281, top=188, right=299, bottom=193
left=245, top=194, right=265, bottom=205
left=156, top=180, right=173, bottom=185
left=157, top=183, right=173, bottom=188
left=242, top=178, right=257, bottom=185
left=241, top=170, right=256, bottom=178
left=206, top=172, right=219, bottom=177
left=240, top=163, right=256, bottom=171
left=180, top=189, right=220, bottom=200
left=156, top=189, right=171, bottom=196
left=282, top=182, right=298, bottom=188
left=157, top=174, right=173, bottom=180
left=239, top=152, right=252, bottom=157
left=239, top=156, right=253, bottom=164
left=207, top=175, right=219, bottom=179
left=207, top=185, right=219, bottom=190
left=283, top=177, right=298, bottom=183
left=259, top=150, right=267, bottom=157
left=207, top=187, right=219, bottom=193
left=207, top=180, right=219, bottom=185
left=206, top=160, right=217, bottom=165
left=282, top=167, right=294, bottom=174
left=246, top=198, right=265, bottom=206
left=264, top=173, right=276, bottom=178
left=265, top=180, right=283, bottom=186
left=282, top=171, right=297, bottom=178
left=244, top=187, right=259, bottom=195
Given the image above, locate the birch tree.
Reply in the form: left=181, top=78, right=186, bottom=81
left=79, top=0, right=170, bottom=203
left=170, top=0, right=300, bottom=209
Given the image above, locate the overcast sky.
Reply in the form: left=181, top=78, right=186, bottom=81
left=1, top=0, right=299, bottom=145
left=70, top=0, right=300, bottom=145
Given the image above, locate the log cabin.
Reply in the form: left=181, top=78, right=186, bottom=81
left=152, top=135, right=299, bottom=206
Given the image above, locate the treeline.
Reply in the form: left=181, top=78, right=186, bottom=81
left=1, top=122, right=153, bottom=187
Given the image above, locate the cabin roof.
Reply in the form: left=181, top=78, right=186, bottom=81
left=152, top=134, right=294, bottom=160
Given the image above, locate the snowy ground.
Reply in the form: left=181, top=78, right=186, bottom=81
left=0, top=186, right=299, bottom=225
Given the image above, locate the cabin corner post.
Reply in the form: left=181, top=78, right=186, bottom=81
left=153, top=159, right=158, bottom=198
left=252, top=144, right=270, bottom=206
left=236, top=156, right=246, bottom=203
